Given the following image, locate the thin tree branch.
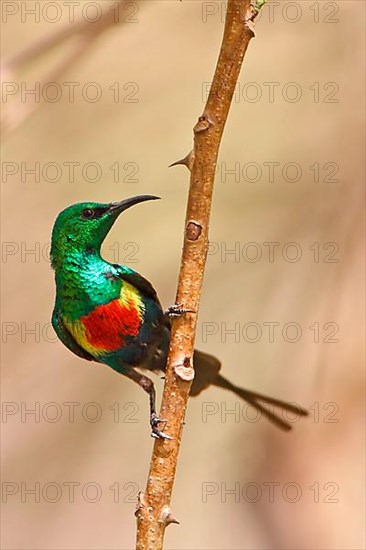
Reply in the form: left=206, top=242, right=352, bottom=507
left=4, top=0, right=132, bottom=73
left=1, top=0, right=136, bottom=136
left=135, top=1, right=265, bottom=548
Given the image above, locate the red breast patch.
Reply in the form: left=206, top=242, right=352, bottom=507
left=81, top=299, right=141, bottom=351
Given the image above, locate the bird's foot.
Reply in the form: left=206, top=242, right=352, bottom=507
left=150, top=413, right=173, bottom=440
left=165, top=303, right=195, bottom=317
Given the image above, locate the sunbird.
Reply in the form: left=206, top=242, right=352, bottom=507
left=51, top=195, right=307, bottom=438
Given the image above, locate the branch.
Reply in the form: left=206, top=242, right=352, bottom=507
left=1, top=0, right=136, bottom=136
left=135, top=1, right=264, bottom=548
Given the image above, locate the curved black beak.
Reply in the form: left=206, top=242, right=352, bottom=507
left=108, top=195, right=160, bottom=215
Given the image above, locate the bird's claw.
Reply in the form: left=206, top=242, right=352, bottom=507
left=150, top=413, right=173, bottom=440
left=165, top=303, right=195, bottom=317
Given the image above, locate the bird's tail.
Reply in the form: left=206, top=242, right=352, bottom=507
left=191, top=350, right=308, bottom=431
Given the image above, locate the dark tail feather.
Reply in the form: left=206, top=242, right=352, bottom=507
left=214, top=374, right=308, bottom=431
left=191, top=350, right=308, bottom=431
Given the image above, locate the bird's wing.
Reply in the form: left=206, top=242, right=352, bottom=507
left=114, top=265, right=160, bottom=303
left=114, top=266, right=174, bottom=332
left=52, top=309, right=94, bottom=361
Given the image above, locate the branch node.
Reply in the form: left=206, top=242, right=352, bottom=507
left=245, top=18, right=256, bottom=36
left=135, top=491, right=148, bottom=518
left=246, top=0, right=266, bottom=32
left=174, top=357, right=195, bottom=382
left=186, top=221, right=202, bottom=241
left=193, top=115, right=212, bottom=134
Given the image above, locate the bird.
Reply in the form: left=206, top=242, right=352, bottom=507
left=50, top=195, right=308, bottom=438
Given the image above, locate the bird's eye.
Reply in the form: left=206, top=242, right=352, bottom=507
left=81, top=208, right=94, bottom=219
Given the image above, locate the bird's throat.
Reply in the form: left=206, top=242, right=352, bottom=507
left=54, top=251, right=120, bottom=320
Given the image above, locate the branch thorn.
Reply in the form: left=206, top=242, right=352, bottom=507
left=160, top=505, right=180, bottom=526
left=169, top=150, right=195, bottom=171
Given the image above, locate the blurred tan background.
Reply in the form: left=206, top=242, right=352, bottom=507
left=1, top=1, right=365, bottom=549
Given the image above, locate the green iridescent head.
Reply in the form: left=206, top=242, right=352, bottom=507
left=50, top=195, right=159, bottom=269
